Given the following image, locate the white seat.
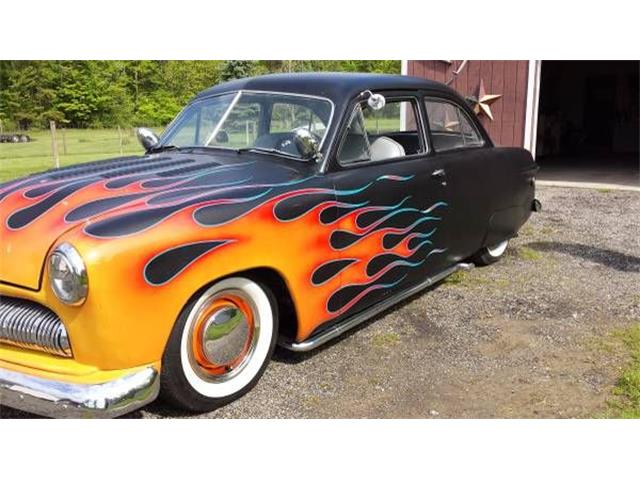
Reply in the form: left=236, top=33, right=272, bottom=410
left=369, top=136, right=405, bottom=162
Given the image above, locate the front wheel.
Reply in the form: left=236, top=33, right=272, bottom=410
left=160, top=277, right=278, bottom=413
left=471, top=239, right=509, bottom=266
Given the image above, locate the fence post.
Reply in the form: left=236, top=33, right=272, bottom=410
left=50, top=120, right=60, bottom=169
left=0, top=119, right=3, bottom=135
left=117, top=126, right=124, bottom=155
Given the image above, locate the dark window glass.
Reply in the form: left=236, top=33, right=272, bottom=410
left=425, top=99, right=484, bottom=152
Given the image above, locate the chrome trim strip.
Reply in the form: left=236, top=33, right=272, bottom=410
left=0, top=366, right=159, bottom=418
left=279, top=262, right=474, bottom=352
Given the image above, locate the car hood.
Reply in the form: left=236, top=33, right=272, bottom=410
left=0, top=151, right=309, bottom=290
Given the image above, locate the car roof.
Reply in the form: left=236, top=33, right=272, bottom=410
left=193, top=72, right=455, bottom=103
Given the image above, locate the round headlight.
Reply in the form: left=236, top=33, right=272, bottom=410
left=48, top=243, right=88, bottom=305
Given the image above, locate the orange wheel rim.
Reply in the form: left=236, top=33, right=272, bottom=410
left=191, top=294, right=255, bottom=376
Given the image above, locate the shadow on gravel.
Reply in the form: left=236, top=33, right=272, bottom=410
left=134, top=400, right=194, bottom=419
left=527, top=241, right=640, bottom=273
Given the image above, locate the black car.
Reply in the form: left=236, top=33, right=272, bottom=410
left=0, top=73, right=539, bottom=417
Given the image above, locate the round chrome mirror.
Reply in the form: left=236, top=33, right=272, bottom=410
left=136, top=127, right=160, bottom=151
left=293, top=127, right=320, bottom=161
left=360, top=90, right=386, bottom=111
left=367, top=93, right=386, bottom=111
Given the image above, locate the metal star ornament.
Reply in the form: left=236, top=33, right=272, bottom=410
left=467, top=79, right=502, bottom=121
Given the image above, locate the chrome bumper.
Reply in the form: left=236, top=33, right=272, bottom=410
left=0, top=366, right=159, bottom=418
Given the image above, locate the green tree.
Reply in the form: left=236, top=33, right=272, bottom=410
left=0, top=60, right=402, bottom=130
left=1, top=61, right=60, bottom=129
left=163, top=60, right=222, bottom=104
left=218, top=60, right=259, bottom=82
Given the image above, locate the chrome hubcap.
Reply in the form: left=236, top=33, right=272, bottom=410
left=487, top=240, right=508, bottom=258
left=189, top=292, right=259, bottom=381
left=200, top=306, right=250, bottom=366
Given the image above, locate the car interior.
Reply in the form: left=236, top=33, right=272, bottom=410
left=339, top=131, right=423, bottom=164
left=337, top=97, right=429, bottom=165
left=253, top=131, right=304, bottom=155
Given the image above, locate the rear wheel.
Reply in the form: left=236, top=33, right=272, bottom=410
left=160, top=277, right=278, bottom=413
left=471, top=239, right=509, bottom=266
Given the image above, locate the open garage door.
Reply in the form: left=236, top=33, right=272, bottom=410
left=535, top=61, right=639, bottom=187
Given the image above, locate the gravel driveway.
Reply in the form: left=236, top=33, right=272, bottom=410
left=2, top=186, right=639, bottom=419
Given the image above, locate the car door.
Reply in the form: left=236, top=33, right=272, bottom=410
left=323, top=93, right=452, bottom=319
left=422, top=95, right=496, bottom=260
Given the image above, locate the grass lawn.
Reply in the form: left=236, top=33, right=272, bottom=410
left=607, top=325, right=640, bottom=418
left=0, top=128, right=165, bottom=182
left=0, top=117, right=410, bottom=183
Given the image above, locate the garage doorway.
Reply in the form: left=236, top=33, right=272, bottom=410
left=535, top=61, right=639, bottom=187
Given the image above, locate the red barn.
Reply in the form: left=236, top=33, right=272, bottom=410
left=404, top=60, right=639, bottom=187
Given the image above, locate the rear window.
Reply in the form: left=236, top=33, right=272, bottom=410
left=424, top=98, right=484, bottom=152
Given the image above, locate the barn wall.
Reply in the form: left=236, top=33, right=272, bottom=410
left=408, top=60, right=529, bottom=148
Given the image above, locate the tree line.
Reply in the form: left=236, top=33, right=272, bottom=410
left=0, top=60, right=400, bottom=130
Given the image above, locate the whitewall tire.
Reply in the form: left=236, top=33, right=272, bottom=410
left=471, top=239, right=510, bottom=266
left=160, top=277, right=278, bottom=413
left=486, top=240, right=508, bottom=258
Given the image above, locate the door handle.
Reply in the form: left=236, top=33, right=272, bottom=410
left=431, top=168, right=447, bottom=186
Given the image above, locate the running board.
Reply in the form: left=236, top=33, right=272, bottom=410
left=279, top=262, right=475, bottom=352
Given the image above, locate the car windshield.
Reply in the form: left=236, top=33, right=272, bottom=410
left=160, top=91, right=333, bottom=159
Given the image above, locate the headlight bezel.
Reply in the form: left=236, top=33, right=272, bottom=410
left=48, top=242, right=88, bottom=306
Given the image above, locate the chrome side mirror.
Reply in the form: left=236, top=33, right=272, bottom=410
left=136, top=127, right=160, bottom=150
left=360, top=90, right=386, bottom=111
left=293, top=127, right=320, bottom=161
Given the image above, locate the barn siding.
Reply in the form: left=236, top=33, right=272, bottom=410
left=407, top=60, right=529, bottom=147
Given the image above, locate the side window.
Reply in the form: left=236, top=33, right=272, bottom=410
left=270, top=103, right=327, bottom=138
left=337, top=98, right=424, bottom=165
left=424, top=98, right=484, bottom=152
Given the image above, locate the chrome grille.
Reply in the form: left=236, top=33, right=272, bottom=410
left=0, top=297, right=71, bottom=357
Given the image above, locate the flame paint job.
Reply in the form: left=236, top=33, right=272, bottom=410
left=0, top=151, right=448, bottom=370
